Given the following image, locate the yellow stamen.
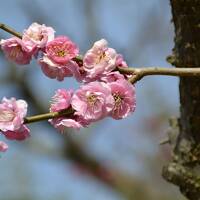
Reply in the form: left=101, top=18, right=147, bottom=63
left=113, top=93, right=123, bottom=107
left=0, top=110, right=15, bottom=122
left=95, top=52, right=106, bottom=64
left=56, top=50, right=66, bottom=57
left=28, top=32, right=43, bottom=41
left=87, top=94, right=97, bottom=106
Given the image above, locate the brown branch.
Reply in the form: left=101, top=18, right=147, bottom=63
left=1, top=23, right=200, bottom=83
left=23, top=66, right=200, bottom=124
left=2, top=23, right=200, bottom=126
left=1, top=22, right=200, bottom=84
left=24, top=108, right=74, bottom=124
left=117, top=67, right=200, bottom=84
left=0, top=23, right=22, bottom=39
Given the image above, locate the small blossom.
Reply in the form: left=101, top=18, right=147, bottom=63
left=22, top=22, right=55, bottom=51
left=46, top=36, right=79, bottom=65
left=71, top=82, right=114, bottom=121
left=39, top=55, right=79, bottom=81
left=100, top=71, right=125, bottom=83
left=0, top=37, right=33, bottom=65
left=83, top=39, right=117, bottom=79
left=50, top=89, right=73, bottom=112
left=0, top=141, right=8, bottom=152
left=0, top=97, right=28, bottom=131
left=116, top=54, right=128, bottom=68
left=50, top=115, right=88, bottom=131
left=115, top=54, right=132, bottom=79
left=39, top=36, right=79, bottom=81
left=49, top=89, right=88, bottom=131
left=108, top=80, right=136, bottom=119
left=2, top=125, right=30, bottom=141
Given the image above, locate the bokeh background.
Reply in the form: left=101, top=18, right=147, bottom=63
left=0, top=0, right=186, bottom=200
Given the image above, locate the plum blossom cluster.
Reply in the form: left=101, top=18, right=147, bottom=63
left=0, top=22, right=136, bottom=153
left=49, top=79, right=136, bottom=131
left=0, top=23, right=128, bottom=82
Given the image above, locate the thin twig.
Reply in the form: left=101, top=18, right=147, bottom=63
left=24, top=108, right=74, bottom=124
left=117, top=67, right=200, bottom=84
left=0, top=23, right=22, bottom=39
left=24, top=67, right=200, bottom=124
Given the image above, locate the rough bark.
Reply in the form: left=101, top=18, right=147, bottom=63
left=162, top=1, right=200, bottom=200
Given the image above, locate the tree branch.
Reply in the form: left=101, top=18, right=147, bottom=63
left=24, top=108, right=74, bottom=124
left=2, top=23, right=200, bottom=127
left=0, top=23, right=22, bottom=39
left=22, top=67, right=200, bottom=124
left=1, top=23, right=200, bottom=83
left=118, top=67, right=200, bottom=83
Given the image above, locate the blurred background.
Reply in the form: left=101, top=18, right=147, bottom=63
left=0, top=0, right=186, bottom=200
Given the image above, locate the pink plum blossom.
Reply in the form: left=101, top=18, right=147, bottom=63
left=108, top=80, right=136, bottom=119
left=0, top=141, right=8, bottom=152
left=100, top=71, right=125, bottom=83
left=49, top=89, right=88, bottom=131
left=38, top=36, right=79, bottom=81
left=0, top=97, right=28, bottom=131
left=22, top=22, right=55, bottom=51
left=39, top=55, right=80, bottom=81
left=115, top=54, right=132, bottom=79
left=116, top=54, right=128, bottom=68
left=0, top=37, right=33, bottom=65
left=71, top=82, right=114, bottom=121
left=50, top=89, right=73, bottom=112
left=83, top=39, right=117, bottom=79
left=46, top=36, right=79, bottom=65
left=2, top=125, right=30, bottom=141
left=50, top=116, right=88, bottom=131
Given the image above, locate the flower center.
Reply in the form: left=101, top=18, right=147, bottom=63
left=113, top=93, right=123, bottom=107
left=29, top=32, right=43, bottom=41
left=96, top=52, right=106, bottom=64
left=0, top=110, right=15, bottom=122
left=87, top=94, right=97, bottom=106
left=56, top=50, right=66, bottom=57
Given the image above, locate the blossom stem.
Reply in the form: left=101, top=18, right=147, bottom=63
left=0, top=23, right=22, bottom=39
left=24, top=108, right=74, bottom=124
left=117, top=67, right=200, bottom=84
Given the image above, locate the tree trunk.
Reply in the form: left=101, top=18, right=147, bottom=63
left=162, top=1, right=200, bottom=200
